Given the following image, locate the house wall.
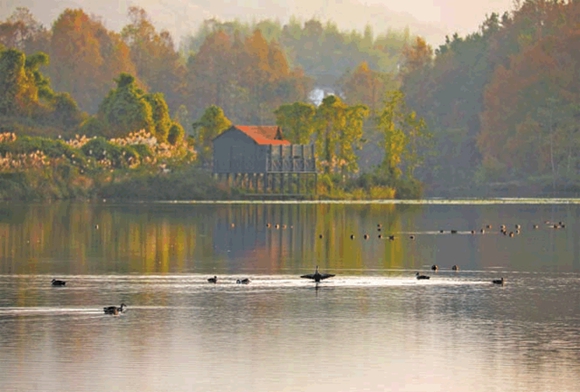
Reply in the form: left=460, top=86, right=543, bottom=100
left=213, top=129, right=316, bottom=174
left=213, top=130, right=265, bottom=174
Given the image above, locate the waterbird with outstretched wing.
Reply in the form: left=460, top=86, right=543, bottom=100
left=300, top=265, right=335, bottom=283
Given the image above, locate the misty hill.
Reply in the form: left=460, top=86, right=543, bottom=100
left=0, top=0, right=449, bottom=45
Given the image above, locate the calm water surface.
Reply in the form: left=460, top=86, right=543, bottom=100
left=0, top=201, right=579, bottom=391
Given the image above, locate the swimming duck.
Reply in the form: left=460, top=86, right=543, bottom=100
left=236, top=278, right=251, bottom=284
left=51, top=278, right=66, bottom=286
left=416, top=272, right=430, bottom=280
left=300, top=265, right=335, bottom=283
left=451, top=265, right=459, bottom=271
left=431, top=264, right=439, bottom=271
left=492, top=277, right=505, bottom=285
left=208, top=276, right=217, bottom=284
left=104, top=303, right=127, bottom=315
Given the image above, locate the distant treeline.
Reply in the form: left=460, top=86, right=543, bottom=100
left=2, top=1, right=580, bottom=198
left=402, top=0, right=580, bottom=195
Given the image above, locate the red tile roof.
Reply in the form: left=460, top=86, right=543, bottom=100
left=235, top=125, right=290, bottom=145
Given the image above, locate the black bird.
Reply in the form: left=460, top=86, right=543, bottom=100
left=492, top=277, right=505, bottom=285
left=300, top=265, right=335, bottom=283
left=51, top=279, right=66, bottom=286
left=416, top=272, right=430, bottom=280
left=104, top=303, right=127, bottom=315
left=236, top=278, right=251, bottom=284
left=451, top=265, right=459, bottom=271
left=208, top=276, right=217, bottom=284
left=431, top=264, right=439, bottom=271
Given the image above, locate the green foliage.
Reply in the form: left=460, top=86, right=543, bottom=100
left=98, top=73, right=155, bottom=137
left=48, top=92, right=85, bottom=130
left=314, top=95, right=369, bottom=175
left=80, top=137, right=134, bottom=169
left=79, top=116, right=106, bottom=137
left=0, top=48, right=35, bottom=116
left=274, top=101, right=316, bottom=144
left=376, top=90, right=431, bottom=183
left=192, top=105, right=232, bottom=165
left=167, top=122, right=185, bottom=145
left=0, top=47, right=84, bottom=135
left=144, top=92, right=172, bottom=143
left=99, top=166, right=229, bottom=200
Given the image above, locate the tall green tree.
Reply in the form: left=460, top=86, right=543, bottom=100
left=144, top=92, right=172, bottom=143
left=376, top=90, right=430, bottom=182
left=314, top=95, right=368, bottom=175
left=0, top=48, right=37, bottom=116
left=98, top=73, right=155, bottom=138
left=192, top=105, right=232, bottom=166
left=274, top=102, right=316, bottom=144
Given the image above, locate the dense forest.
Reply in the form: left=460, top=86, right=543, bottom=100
left=1, top=0, right=580, bottom=200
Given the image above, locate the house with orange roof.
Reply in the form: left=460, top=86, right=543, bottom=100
left=212, top=125, right=317, bottom=194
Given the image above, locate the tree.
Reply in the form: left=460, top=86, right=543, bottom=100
left=144, top=93, right=172, bottom=143
left=121, top=7, right=184, bottom=112
left=98, top=73, right=155, bottom=138
left=192, top=105, right=232, bottom=166
left=376, top=90, right=430, bottom=183
left=185, top=30, right=236, bottom=120
left=339, top=61, right=396, bottom=114
left=314, top=95, right=368, bottom=175
left=274, top=102, right=316, bottom=144
left=0, top=7, right=49, bottom=54
left=48, top=9, right=137, bottom=114
left=0, top=48, right=38, bottom=116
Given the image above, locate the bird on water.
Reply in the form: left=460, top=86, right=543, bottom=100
left=236, top=278, right=251, bottom=284
left=451, top=265, right=459, bottom=271
left=416, top=272, right=430, bottom=280
left=492, top=277, right=505, bottom=285
left=208, top=276, right=217, bottom=284
left=51, top=279, right=66, bottom=286
left=300, top=265, right=335, bottom=283
left=104, top=303, right=127, bottom=315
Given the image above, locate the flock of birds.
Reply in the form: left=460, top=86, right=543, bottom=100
left=48, top=219, right=564, bottom=312
left=50, top=262, right=504, bottom=315
left=206, top=265, right=335, bottom=285
left=262, top=219, right=568, bottom=285
left=205, top=264, right=504, bottom=286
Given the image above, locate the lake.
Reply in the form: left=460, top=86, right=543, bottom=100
left=0, top=200, right=579, bottom=391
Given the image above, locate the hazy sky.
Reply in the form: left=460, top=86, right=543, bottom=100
left=1, top=0, right=518, bottom=45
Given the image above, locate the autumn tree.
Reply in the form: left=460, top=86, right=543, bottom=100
left=186, top=30, right=235, bottom=119
left=339, top=61, right=397, bottom=115
left=479, top=21, right=580, bottom=184
left=0, top=7, right=49, bottom=54
left=121, top=7, right=184, bottom=112
left=49, top=9, right=136, bottom=113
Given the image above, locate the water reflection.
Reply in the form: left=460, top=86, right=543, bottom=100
left=1, top=202, right=580, bottom=391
